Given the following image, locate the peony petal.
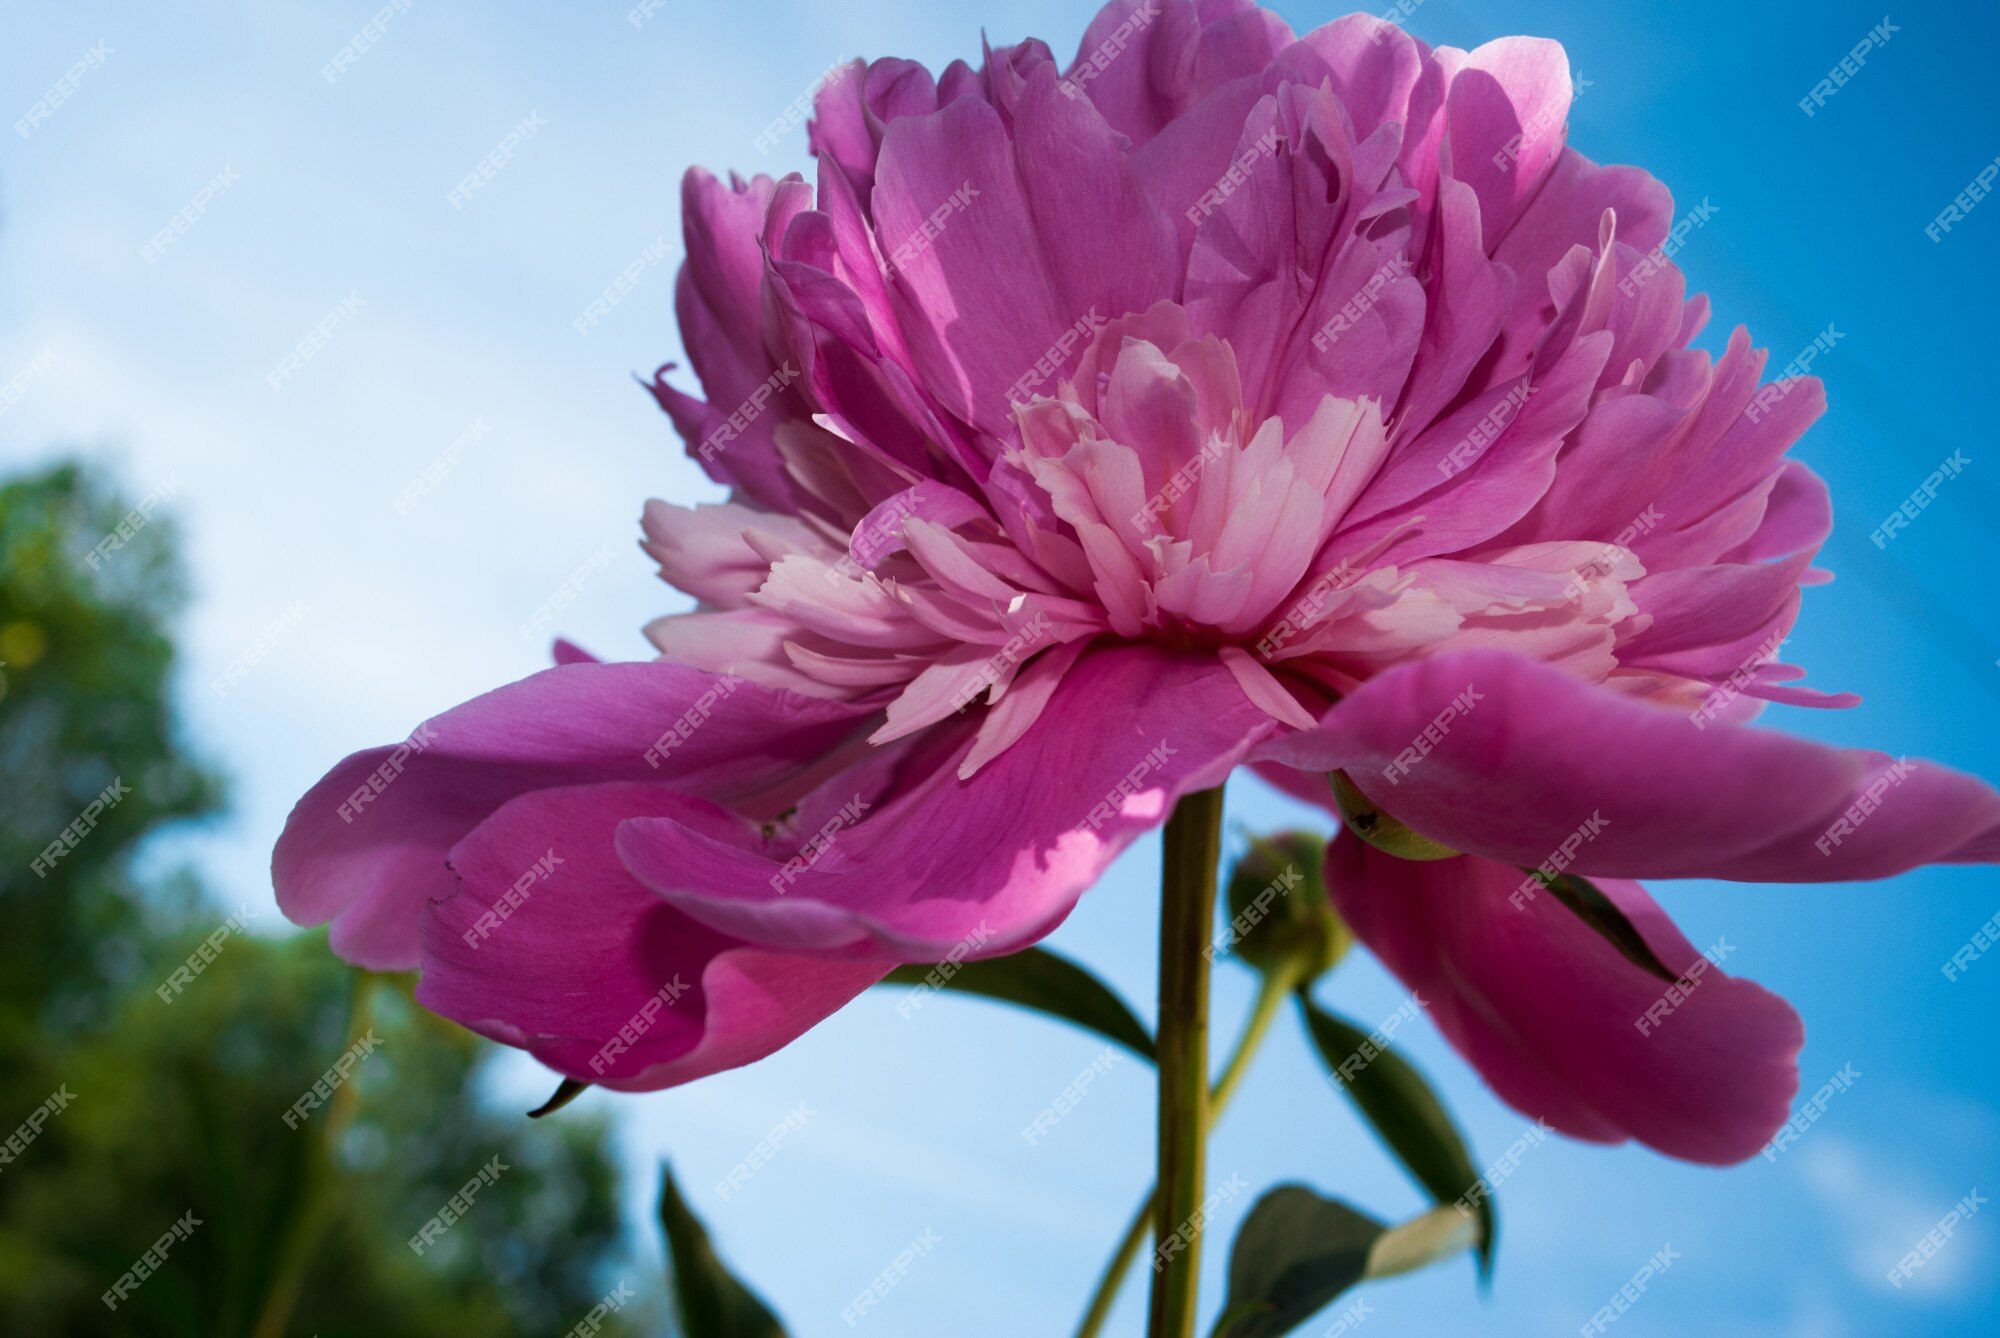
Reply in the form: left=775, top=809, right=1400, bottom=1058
left=1259, top=648, right=2000, bottom=882
left=1323, top=834, right=1804, bottom=1164
left=274, top=662, right=872, bottom=970
left=421, top=782, right=887, bottom=1091
left=617, top=645, right=1273, bottom=959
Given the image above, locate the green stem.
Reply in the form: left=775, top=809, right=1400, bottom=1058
left=249, top=969, right=376, bottom=1338
left=1076, top=965, right=1295, bottom=1338
left=1146, top=786, right=1226, bottom=1338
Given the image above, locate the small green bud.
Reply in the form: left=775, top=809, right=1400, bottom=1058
left=1220, top=831, right=1351, bottom=982
left=1330, top=771, right=1462, bottom=862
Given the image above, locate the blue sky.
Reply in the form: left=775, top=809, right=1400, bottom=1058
left=4, top=1, right=1996, bottom=1334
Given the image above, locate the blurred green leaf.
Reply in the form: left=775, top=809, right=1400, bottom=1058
left=878, top=946, right=1156, bottom=1061
left=1296, top=995, right=1494, bottom=1275
left=1213, top=1185, right=1384, bottom=1338
left=658, top=1163, right=787, bottom=1338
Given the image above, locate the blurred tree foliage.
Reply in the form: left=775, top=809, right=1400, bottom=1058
left=0, top=460, right=649, bottom=1336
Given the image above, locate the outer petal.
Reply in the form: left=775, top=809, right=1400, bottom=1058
left=419, top=783, right=886, bottom=1091
left=274, top=662, right=872, bottom=970
left=1324, top=833, right=1804, bottom=1163
left=1258, top=648, right=2000, bottom=881
left=617, top=645, right=1275, bottom=959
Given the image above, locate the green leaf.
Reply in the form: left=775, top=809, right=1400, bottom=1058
left=878, top=945, right=1156, bottom=1062
left=1538, top=873, right=1678, bottom=984
left=1213, top=1185, right=1385, bottom=1338
left=1297, top=995, right=1495, bottom=1275
left=659, top=1161, right=788, bottom=1337
left=526, top=1077, right=589, bottom=1119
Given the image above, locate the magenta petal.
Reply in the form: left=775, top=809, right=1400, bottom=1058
left=419, top=782, right=886, bottom=1091
left=1258, top=648, right=2000, bottom=882
left=1324, top=833, right=1804, bottom=1164
left=274, top=663, right=870, bottom=971
left=617, top=646, right=1274, bottom=959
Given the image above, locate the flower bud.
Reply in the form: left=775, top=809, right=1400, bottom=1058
left=1220, top=831, right=1351, bottom=982
left=1330, top=771, right=1462, bottom=862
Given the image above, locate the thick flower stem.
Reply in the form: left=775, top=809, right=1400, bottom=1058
left=1077, top=965, right=1295, bottom=1338
left=1147, top=785, right=1226, bottom=1338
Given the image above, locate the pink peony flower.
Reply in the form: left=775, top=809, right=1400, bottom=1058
left=277, top=0, right=2000, bottom=1164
